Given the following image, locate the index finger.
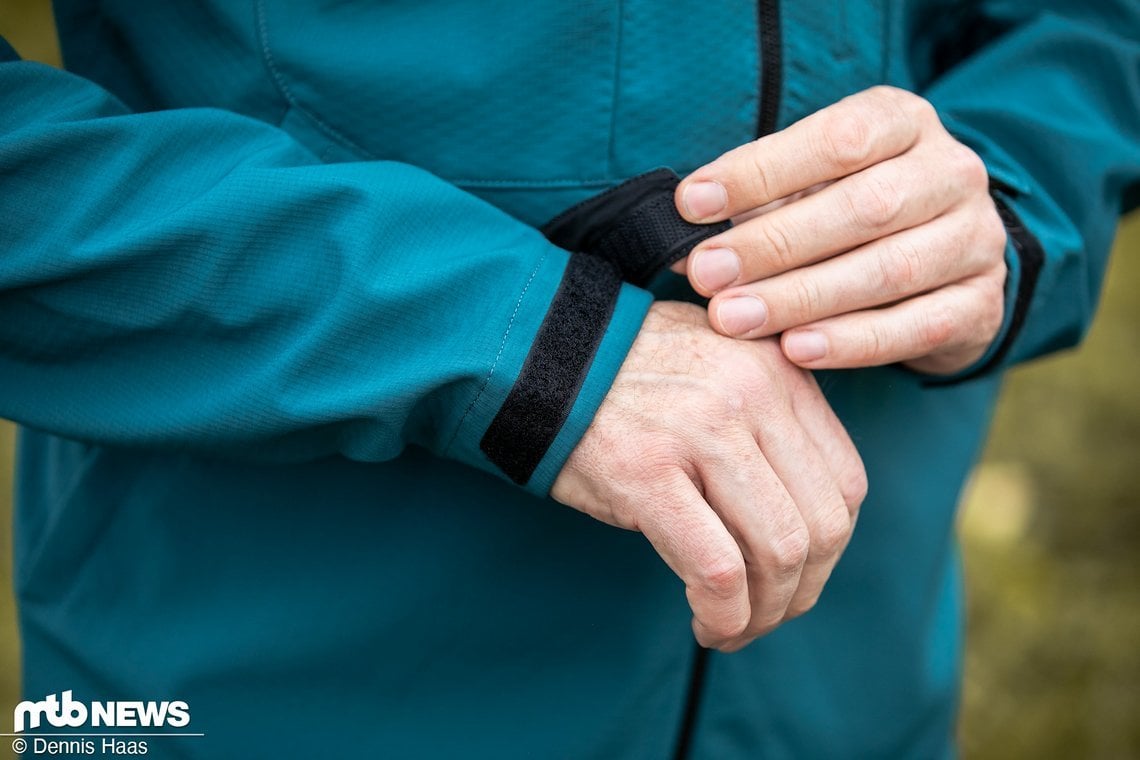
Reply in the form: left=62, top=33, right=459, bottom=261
left=676, top=86, right=928, bottom=222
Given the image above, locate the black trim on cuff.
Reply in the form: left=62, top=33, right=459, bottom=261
left=542, top=168, right=732, bottom=287
left=479, top=252, right=623, bottom=485
left=930, top=188, right=1044, bottom=385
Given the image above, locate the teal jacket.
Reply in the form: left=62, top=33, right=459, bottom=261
left=2, top=1, right=1137, bottom=757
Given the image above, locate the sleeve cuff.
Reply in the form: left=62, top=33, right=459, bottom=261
left=478, top=250, right=623, bottom=486
left=524, top=278, right=652, bottom=496
left=442, top=245, right=652, bottom=496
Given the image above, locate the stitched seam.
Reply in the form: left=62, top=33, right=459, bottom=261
left=443, top=252, right=548, bottom=456
left=253, top=0, right=297, bottom=124
left=479, top=253, right=621, bottom=484
left=254, top=0, right=380, bottom=160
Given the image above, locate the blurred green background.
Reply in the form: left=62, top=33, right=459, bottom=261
left=0, top=2, right=1137, bottom=757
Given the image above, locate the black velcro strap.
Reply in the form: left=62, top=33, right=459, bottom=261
left=542, top=168, right=732, bottom=287
left=480, top=252, right=623, bottom=485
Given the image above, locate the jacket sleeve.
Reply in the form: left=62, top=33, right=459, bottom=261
left=0, top=47, right=652, bottom=496
left=917, top=0, right=1140, bottom=375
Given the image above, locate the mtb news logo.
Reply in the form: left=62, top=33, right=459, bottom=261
left=13, top=691, right=190, bottom=733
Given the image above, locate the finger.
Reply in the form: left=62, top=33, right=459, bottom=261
left=730, top=181, right=835, bottom=225
left=697, top=437, right=809, bottom=648
left=670, top=182, right=835, bottom=278
left=676, top=86, right=929, bottom=223
left=780, top=270, right=1007, bottom=371
left=634, top=469, right=752, bottom=648
left=686, top=150, right=965, bottom=295
left=707, top=214, right=982, bottom=338
left=748, top=381, right=854, bottom=621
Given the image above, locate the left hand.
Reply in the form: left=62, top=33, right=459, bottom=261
left=672, top=85, right=1008, bottom=375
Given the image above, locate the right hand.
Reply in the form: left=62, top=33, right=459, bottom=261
left=551, top=301, right=866, bottom=652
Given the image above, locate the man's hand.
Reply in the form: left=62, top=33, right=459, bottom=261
left=551, top=302, right=866, bottom=652
left=673, top=86, right=1007, bottom=375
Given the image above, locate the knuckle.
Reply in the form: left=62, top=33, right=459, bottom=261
left=698, top=556, right=748, bottom=599
left=856, top=325, right=887, bottom=364
left=839, top=464, right=869, bottom=515
left=821, top=110, right=874, bottom=173
left=878, top=239, right=923, bottom=293
left=745, top=144, right=777, bottom=201
left=908, top=94, right=939, bottom=124
left=873, top=84, right=933, bottom=118
left=811, top=506, right=853, bottom=557
left=950, top=143, right=989, bottom=190
left=919, top=303, right=958, bottom=349
left=868, top=84, right=908, bottom=104
left=873, top=85, right=927, bottom=123
left=758, top=219, right=797, bottom=270
left=788, top=276, right=824, bottom=321
left=848, top=175, right=903, bottom=230
left=767, top=527, right=811, bottom=576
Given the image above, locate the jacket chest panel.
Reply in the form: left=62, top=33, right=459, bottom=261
left=781, top=0, right=889, bottom=125
left=256, top=0, right=758, bottom=185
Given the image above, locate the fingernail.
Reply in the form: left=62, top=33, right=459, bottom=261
left=718, top=296, right=768, bottom=336
left=692, top=248, right=740, bottom=292
left=784, top=331, right=828, bottom=362
left=682, top=181, right=727, bottom=220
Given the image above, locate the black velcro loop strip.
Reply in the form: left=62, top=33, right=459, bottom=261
left=480, top=252, right=623, bottom=485
left=542, top=168, right=733, bottom=287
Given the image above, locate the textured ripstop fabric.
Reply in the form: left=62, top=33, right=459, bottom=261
left=244, top=1, right=759, bottom=189
left=9, top=1, right=1139, bottom=757
left=0, top=55, right=651, bottom=496
left=542, top=168, right=733, bottom=287
left=480, top=253, right=623, bottom=485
